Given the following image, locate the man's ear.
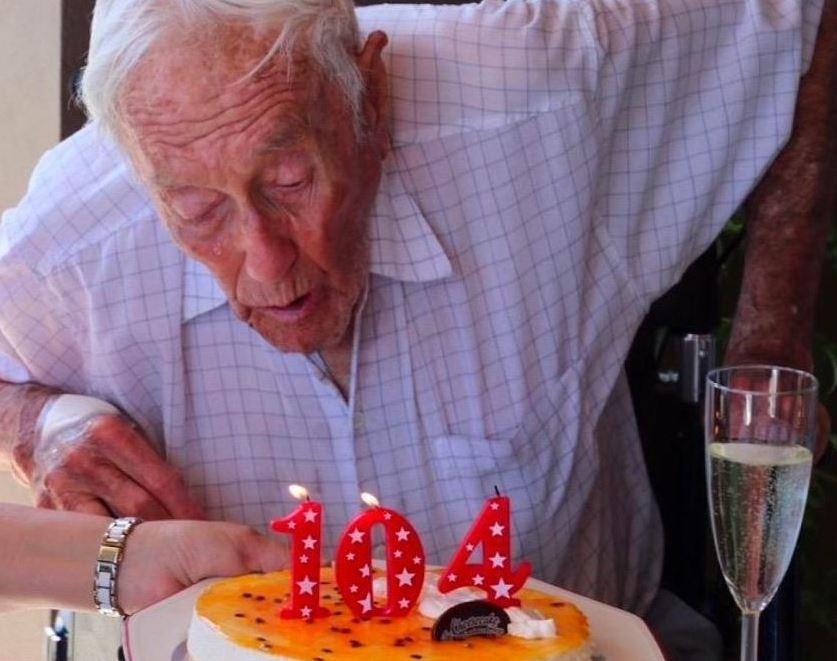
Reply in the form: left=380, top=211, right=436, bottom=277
left=356, top=30, right=390, bottom=158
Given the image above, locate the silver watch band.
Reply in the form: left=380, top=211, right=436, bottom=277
left=93, top=517, right=142, bottom=617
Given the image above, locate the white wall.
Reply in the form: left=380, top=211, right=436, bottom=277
left=0, top=2, right=62, bottom=660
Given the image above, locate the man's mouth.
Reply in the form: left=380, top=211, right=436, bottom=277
left=276, top=292, right=309, bottom=311
left=257, top=289, right=319, bottom=322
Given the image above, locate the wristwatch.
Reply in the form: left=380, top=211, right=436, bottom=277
left=93, top=517, right=143, bottom=617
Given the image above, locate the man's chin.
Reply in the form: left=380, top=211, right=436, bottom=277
left=248, top=310, right=350, bottom=355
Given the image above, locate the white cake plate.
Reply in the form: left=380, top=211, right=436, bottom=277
left=124, top=574, right=665, bottom=661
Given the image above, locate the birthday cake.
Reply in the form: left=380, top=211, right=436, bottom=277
left=186, top=567, right=593, bottom=660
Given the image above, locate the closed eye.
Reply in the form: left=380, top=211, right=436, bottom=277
left=269, top=179, right=307, bottom=192
left=264, top=155, right=312, bottom=195
left=166, top=187, right=226, bottom=220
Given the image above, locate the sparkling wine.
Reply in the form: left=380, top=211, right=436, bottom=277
left=708, top=442, right=812, bottom=613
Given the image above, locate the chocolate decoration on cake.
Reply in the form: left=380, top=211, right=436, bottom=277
left=431, top=600, right=511, bottom=641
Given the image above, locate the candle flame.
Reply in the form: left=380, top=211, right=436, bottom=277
left=288, top=484, right=309, bottom=500
left=360, top=492, right=380, bottom=507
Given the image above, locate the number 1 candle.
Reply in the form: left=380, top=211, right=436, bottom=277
left=270, top=484, right=330, bottom=619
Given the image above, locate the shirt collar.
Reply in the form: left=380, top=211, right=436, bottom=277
left=182, top=163, right=452, bottom=323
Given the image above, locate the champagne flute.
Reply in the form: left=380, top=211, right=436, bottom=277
left=705, top=365, right=817, bottom=661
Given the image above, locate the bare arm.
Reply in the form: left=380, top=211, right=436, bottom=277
left=0, top=504, right=287, bottom=614
left=0, top=503, right=109, bottom=612
left=0, top=380, right=58, bottom=481
left=726, top=0, right=837, bottom=371
left=0, top=379, right=205, bottom=519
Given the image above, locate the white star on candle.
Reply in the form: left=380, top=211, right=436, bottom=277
left=395, top=527, right=410, bottom=542
left=346, top=552, right=355, bottom=561
left=349, top=528, right=365, bottom=544
left=383, top=512, right=392, bottom=520
left=466, top=543, right=475, bottom=552
left=349, top=584, right=359, bottom=593
left=296, top=576, right=316, bottom=595
left=395, top=568, right=415, bottom=586
left=300, top=606, right=312, bottom=618
left=394, top=549, right=403, bottom=558
left=473, top=574, right=485, bottom=586
left=489, top=552, right=506, bottom=568
left=398, top=597, right=411, bottom=609
left=358, top=593, right=373, bottom=613
left=303, top=509, right=318, bottom=523
left=302, top=535, right=317, bottom=550
left=299, top=554, right=309, bottom=564
left=489, top=522, right=505, bottom=537
left=491, top=578, right=513, bottom=600
left=490, top=502, right=500, bottom=510
left=447, top=572, right=458, bottom=582
left=359, top=564, right=371, bottom=577
left=288, top=520, right=297, bottom=530
left=413, top=556, right=422, bottom=565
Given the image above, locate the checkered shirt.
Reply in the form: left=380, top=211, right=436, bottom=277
left=0, top=0, right=823, bottom=614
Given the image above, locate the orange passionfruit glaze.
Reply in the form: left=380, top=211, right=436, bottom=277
left=194, top=567, right=589, bottom=660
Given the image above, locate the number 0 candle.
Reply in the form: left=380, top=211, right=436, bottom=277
left=334, top=492, right=426, bottom=618
left=270, top=484, right=330, bottom=619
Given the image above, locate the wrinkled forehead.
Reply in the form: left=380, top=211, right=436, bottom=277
left=117, top=23, right=316, bottom=146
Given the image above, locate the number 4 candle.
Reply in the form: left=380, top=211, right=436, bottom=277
left=438, top=488, right=532, bottom=607
left=270, top=485, right=330, bottom=619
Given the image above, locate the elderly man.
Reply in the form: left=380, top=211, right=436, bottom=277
left=0, top=0, right=834, bottom=657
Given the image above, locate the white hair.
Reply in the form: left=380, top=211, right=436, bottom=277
left=80, top=0, right=364, bottom=137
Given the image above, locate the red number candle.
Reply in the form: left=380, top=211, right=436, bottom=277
left=270, top=484, right=330, bottom=619
left=438, top=490, right=532, bottom=607
left=334, top=492, right=426, bottom=618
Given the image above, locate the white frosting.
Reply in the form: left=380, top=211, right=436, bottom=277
left=506, top=607, right=559, bottom=639
left=417, top=576, right=557, bottom=640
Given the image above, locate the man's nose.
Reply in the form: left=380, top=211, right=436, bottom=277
left=240, top=210, right=297, bottom=283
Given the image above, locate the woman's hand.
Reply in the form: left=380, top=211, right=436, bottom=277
left=118, top=520, right=289, bottom=614
left=0, top=504, right=288, bottom=614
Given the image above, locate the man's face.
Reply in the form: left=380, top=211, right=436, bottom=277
left=121, top=28, right=388, bottom=353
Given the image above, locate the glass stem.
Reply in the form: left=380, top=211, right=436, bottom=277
left=740, top=611, right=760, bottom=661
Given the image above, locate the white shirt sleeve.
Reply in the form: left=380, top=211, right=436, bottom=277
left=365, top=0, right=824, bottom=303
left=0, top=327, right=31, bottom=383
left=589, top=0, right=825, bottom=302
left=0, top=215, right=59, bottom=384
left=0, top=141, right=92, bottom=387
left=0, top=206, right=34, bottom=384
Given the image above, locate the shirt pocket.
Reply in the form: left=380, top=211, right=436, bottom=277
left=423, top=362, right=583, bottom=511
left=427, top=432, right=516, bottom=491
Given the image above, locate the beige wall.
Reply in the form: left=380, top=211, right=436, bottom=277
left=0, top=2, right=62, bottom=660
left=0, top=0, right=62, bottom=211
